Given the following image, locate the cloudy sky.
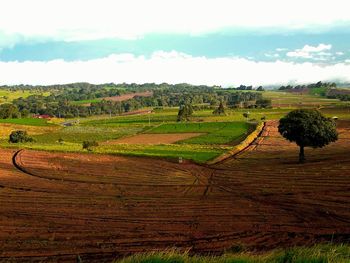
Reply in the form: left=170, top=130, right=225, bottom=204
left=1, top=0, right=350, bottom=86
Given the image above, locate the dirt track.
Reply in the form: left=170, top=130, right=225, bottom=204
left=0, top=121, right=349, bottom=262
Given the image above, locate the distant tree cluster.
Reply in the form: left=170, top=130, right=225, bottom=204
left=230, top=85, right=253, bottom=90
left=224, top=92, right=265, bottom=108
left=1, top=82, right=269, bottom=119
left=279, top=81, right=336, bottom=91
left=255, top=99, right=272, bottom=108
left=0, top=104, right=20, bottom=119
left=9, top=130, right=34, bottom=143
left=326, top=88, right=350, bottom=101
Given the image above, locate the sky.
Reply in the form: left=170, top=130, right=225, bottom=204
left=1, top=0, right=350, bottom=86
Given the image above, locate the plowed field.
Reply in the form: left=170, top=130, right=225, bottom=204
left=105, top=91, right=153, bottom=102
left=0, top=121, right=349, bottom=262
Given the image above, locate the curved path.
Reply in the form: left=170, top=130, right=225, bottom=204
left=0, top=121, right=349, bottom=262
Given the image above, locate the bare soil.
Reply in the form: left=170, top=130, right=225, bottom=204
left=82, top=91, right=153, bottom=106
left=0, top=120, right=349, bottom=262
left=105, top=91, right=153, bottom=102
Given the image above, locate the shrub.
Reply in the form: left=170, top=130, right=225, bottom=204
left=9, top=130, right=34, bottom=143
left=82, top=140, right=99, bottom=151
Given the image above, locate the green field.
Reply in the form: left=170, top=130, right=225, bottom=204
left=32, top=125, right=144, bottom=144
left=98, top=143, right=228, bottom=163
left=2, top=120, right=249, bottom=163
left=0, top=112, right=253, bottom=163
left=148, top=122, right=251, bottom=145
left=0, top=89, right=50, bottom=103
left=0, top=118, right=53, bottom=126
left=71, top=98, right=102, bottom=105
left=1, top=89, right=350, bottom=163
left=263, top=90, right=343, bottom=107
left=84, top=110, right=177, bottom=126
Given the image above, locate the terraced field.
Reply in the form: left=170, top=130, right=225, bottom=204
left=0, top=121, right=349, bottom=262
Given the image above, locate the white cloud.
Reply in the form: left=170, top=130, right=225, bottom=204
left=302, top=44, right=332, bottom=53
left=286, top=44, right=332, bottom=59
left=0, top=0, right=349, bottom=47
left=1, top=51, right=350, bottom=86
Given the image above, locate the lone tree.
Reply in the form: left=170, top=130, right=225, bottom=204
left=213, top=101, right=226, bottom=115
left=278, top=109, right=338, bottom=163
left=177, top=103, right=193, bottom=122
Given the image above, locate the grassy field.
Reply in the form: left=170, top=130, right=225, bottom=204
left=0, top=118, right=53, bottom=126
left=262, top=90, right=343, bottom=107
left=117, top=244, right=350, bottom=263
left=148, top=122, right=251, bottom=145
left=0, top=121, right=245, bottom=163
left=121, top=244, right=350, bottom=263
left=1, top=89, right=350, bottom=162
left=0, top=89, right=50, bottom=103
left=0, top=111, right=253, bottom=163
left=32, top=125, right=144, bottom=144
left=70, top=98, right=102, bottom=105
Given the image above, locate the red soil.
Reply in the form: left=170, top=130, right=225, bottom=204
left=82, top=91, right=153, bottom=106
left=104, top=91, right=153, bottom=102
left=0, top=121, right=349, bottom=261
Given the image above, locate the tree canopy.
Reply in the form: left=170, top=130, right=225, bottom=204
left=213, top=101, right=226, bottom=115
left=9, top=130, right=34, bottom=143
left=278, top=109, right=338, bottom=162
left=177, top=103, right=193, bottom=122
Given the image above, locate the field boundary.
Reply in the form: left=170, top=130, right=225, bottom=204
left=206, top=122, right=265, bottom=165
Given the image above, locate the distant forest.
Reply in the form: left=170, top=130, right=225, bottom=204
left=0, top=83, right=269, bottom=119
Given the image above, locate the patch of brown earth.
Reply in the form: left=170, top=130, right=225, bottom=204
left=0, top=120, right=349, bottom=261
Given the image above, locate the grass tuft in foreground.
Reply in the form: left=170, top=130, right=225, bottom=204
left=116, top=244, right=350, bottom=263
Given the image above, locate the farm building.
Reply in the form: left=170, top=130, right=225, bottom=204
left=33, top=114, right=52, bottom=119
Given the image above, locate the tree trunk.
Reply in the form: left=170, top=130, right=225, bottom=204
left=299, top=145, right=305, bottom=163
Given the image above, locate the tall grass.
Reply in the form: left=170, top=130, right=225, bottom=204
left=116, top=244, right=350, bottom=263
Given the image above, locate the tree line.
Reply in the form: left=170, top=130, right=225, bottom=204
left=0, top=83, right=270, bottom=119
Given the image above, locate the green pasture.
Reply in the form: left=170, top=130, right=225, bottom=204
left=263, top=90, right=342, bottom=107
left=148, top=121, right=251, bottom=145
left=0, top=117, right=252, bottom=162
left=0, top=118, right=53, bottom=126
left=0, top=89, right=50, bottom=103
left=70, top=98, right=102, bottom=105
left=0, top=139, right=229, bottom=163
left=31, top=125, right=144, bottom=144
